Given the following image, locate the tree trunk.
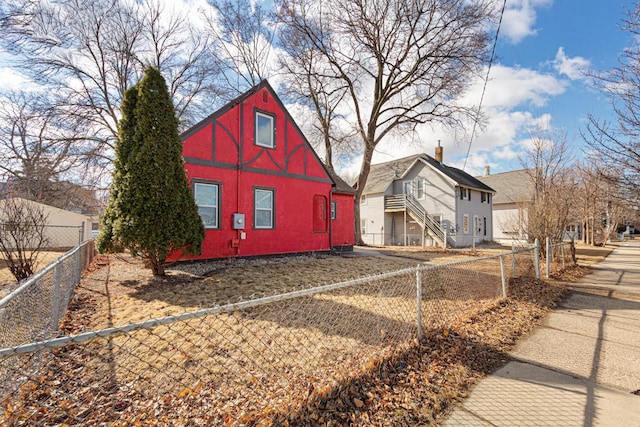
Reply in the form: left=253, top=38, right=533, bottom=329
left=149, top=256, right=166, bottom=276
left=354, top=144, right=375, bottom=245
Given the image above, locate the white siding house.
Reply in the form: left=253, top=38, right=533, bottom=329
left=0, top=198, right=93, bottom=248
left=477, top=169, right=534, bottom=243
left=359, top=149, right=495, bottom=247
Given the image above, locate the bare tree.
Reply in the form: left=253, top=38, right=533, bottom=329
left=0, top=0, right=220, bottom=161
left=278, top=0, right=495, bottom=243
left=0, top=90, right=101, bottom=210
left=583, top=4, right=640, bottom=199
left=519, top=130, right=575, bottom=247
left=0, top=198, right=49, bottom=282
left=279, top=22, right=358, bottom=172
left=203, top=0, right=277, bottom=96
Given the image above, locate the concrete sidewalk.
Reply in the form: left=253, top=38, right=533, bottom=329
left=445, top=240, right=640, bottom=427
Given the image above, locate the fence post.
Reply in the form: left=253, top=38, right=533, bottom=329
left=52, top=262, right=62, bottom=333
left=546, top=237, right=551, bottom=279
left=561, top=243, right=566, bottom=270
left=416, top=266, right=422, bottom=342
left=511, top=242, right=517, bottom=277
left=534, top=238, right=541, bottom=279
left=499, top=254, right=507, bottom=297
left=79, top=223, right=84, bottom=246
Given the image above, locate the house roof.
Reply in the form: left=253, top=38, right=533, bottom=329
left=476, top=169, right=534, bottom=204
left=361, top=153, right=495, bottom=194
left=326, top=168, right=357, bottom=194
left=0, top=197, right=92, bottom=221
left=360, top=154, right=425, bottom=194
left=181, top=80, right=352, bottom=195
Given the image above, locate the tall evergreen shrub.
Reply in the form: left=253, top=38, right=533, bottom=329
left=97, top=67, right=204, bottom=276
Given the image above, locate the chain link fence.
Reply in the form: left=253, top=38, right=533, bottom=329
left=0, top=224, right=88, bottom=251
left=0, top=244, right=545, bottom=425
left=0, top=240, right=96, bottom=348
left=545, top=240, right=574, bottom=278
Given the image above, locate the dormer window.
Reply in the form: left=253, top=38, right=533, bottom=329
left=255, top=111, right=275, bottom=148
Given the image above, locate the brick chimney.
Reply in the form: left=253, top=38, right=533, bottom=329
left=484, top=165, right=490, bottom=176
left=435, top=140, right=443, bottom=163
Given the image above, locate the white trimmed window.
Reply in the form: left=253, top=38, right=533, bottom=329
left=416, top=178, right=425, bottom=199
left=331, top=201, right=337, bottom=220
left=255, top=111, right=275, bottom=148
left=254, top=188, right=274, bottom=229
left=463, top=214, right=469, bottom=234
left=194, top=182, right=219, bottom=228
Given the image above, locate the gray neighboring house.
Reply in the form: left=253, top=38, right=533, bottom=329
left=477, top=168, right=534, bottom=243
left=358, top=147, right=495, bottom=247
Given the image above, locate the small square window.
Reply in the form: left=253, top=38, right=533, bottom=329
left=194, top=182, right=219, bottom=228
left=255, top=111, right=275, bottom=148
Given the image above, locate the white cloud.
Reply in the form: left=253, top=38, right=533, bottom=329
left=501, top=0, right=553, bottom=44
left=552, top=47, right=590, bottom=80
left=474, top=64, right=567, bottom=109
left=0, top=67, right=29, bottom=90
left=335, top=60, right=569, bottom=177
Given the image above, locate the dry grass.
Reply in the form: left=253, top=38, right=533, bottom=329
left=78, top=252, right=428, bottom=329
left=0, top=251, right=68, bottom=297
left=2, top=243, right=613, bottom=425
left=573, top=242, right=616, bottom=265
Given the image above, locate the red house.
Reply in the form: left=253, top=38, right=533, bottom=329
left=180, top=80, right=355, bottom=259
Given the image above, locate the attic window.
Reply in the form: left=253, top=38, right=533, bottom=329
left=255, top=111, right=275, bottom=148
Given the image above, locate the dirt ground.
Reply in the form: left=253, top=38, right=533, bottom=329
left=77, top=246, right=486, bottom=329
left=3, top=243, right=611, bottom=426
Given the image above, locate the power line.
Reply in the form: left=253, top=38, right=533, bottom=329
left=463, top=0, right=507, bottom=171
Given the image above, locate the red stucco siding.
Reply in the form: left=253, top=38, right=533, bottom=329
left=177, top=81, right=354, bottom=260
left=331, top=192, right=355, bottom=249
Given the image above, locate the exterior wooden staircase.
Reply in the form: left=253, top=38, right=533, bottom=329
left=384, top=194, right=451, bottom=247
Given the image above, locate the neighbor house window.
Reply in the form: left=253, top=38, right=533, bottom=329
left=459, top=187, right=467, bottom=200
left=361, top=219, right=367, bottom=235
left=254, top=188, right=274, bottom=229
left=331, top=201, right=337, bottom=220
left=194, top=182, right=219, bottom=229
left=481, top=192, right=486, bottom=203
left=361, top=194, right=367, bottom=205
left=403, top=181, right=414, bottom=197
left=463, top=214, right=469, bottom=234
left=416, top=178, right=425, bottom=199
left=255, top=111, right=275, bottom=148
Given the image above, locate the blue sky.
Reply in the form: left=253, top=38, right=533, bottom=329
left=1, top=0, right=637, bottom=179
left=396, top=0, right=638, bottom=176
